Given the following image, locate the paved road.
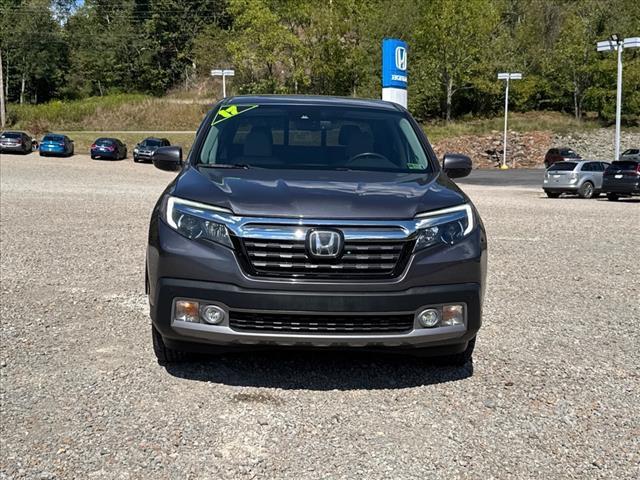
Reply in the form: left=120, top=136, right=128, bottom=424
left=457, top=168, right=544, bottom=187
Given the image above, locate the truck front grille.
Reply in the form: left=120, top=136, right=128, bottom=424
left=229, top=311, right=414, bottom=334
left=239, top=238, right=413, bottom=279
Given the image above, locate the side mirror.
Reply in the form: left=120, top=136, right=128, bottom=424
left=153, top=146, right=183, bottom=171
left=442, top=153, right=472, bottom=179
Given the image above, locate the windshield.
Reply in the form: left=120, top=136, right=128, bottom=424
left=142, top=139, right=163, bottom=147
left=622, top=149, right=639, bottom=155
left=197, top=105, right=432, bottom=173
left=548, top=162, right=577, bottom=171
left=43, top=135, right=64, bottom=142
left=95, top=138, right=115, bottom=146
left=1, top=132, right=21, bottom=139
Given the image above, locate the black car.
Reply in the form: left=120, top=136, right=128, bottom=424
left=602, top=160, right=640, bottom=200
left=0, top=131, right=34, bottom=154
left=91, top=137, right=127, bottom=160
left=133, top=137, right=170, bottom=163
left=146, top=96, right=487, bottom=366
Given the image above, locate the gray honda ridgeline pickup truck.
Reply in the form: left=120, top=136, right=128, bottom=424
left=146, top=96, right=487, bottom=366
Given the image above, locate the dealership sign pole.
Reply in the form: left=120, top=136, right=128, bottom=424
left=382, top=39, right=408, bottom=108
left=596, top=35, right=640, bottom=161
left=497, top=72, right=522, bottom=169
left=210, top=69, right=235, bottom=98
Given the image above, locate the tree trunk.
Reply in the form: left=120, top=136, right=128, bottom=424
left=4, top=50, right=8, bottom=100
left=573, top=78, right=581, bottom=121
left=20, top=73, right=25, bottom=104
left=0, top=49, right=6, bottom=128
left=446, top=77, right=453, bottom=123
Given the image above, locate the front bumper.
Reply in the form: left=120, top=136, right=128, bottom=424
left=151, top=278, right=481, bottom=350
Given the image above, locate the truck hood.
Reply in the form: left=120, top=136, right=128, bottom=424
left=171, top=166, right=468, bottom=219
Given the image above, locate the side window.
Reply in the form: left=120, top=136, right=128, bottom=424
left=581, top=163, right=592, bottom=171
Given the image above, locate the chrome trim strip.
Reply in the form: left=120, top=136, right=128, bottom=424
left=168, top=196, right=473, bottom=241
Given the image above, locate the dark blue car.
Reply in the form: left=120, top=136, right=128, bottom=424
left=90, top=137, right=127, bottom=160
left=39, top=134, right=74, bottom=157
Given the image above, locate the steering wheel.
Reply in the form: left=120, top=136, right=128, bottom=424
left=346, top=152, right=389, bottom=164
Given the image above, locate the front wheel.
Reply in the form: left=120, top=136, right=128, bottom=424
left=578, top=181, right=595, bottom=199
left=607, top=193, right=619, bottom=201
left=432, top=338, right=476, bottom=366
left=545, top=190, right=561, bottom=198
left=152, top=326, right=190, bottom=365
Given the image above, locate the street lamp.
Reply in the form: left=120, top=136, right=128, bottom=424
left=210, top=68, right=235, bottom=98
left=596, top=35, right=640, bottom=161
left=497, top=72, right=522, bottom=169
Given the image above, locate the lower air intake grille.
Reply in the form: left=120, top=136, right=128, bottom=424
left=229, top=311, right=415, bottom=334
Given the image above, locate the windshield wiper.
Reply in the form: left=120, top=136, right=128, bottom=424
left=197, top=163, right=251, bottom=169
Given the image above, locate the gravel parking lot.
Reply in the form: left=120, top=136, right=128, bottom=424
left=1, top=153, right=639, bottom=479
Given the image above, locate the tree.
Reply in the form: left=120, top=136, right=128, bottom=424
left=411, top=0, right=500, bottom=121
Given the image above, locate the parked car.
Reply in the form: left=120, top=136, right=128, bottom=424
left=543, top=160, right=610, bottom=199
left=133, top=137, right=170, bottom=163
left=602, top=160, right=640, bottom=200
left=90, top=137, right=127, bottom=160
left=0, top=131, right=34, bottom=154
left=39, top=134, right=74, bottom=157
left=544, top=147, right=581, bottom=168
left=620, top=148, right=640, bottom=161
left=146, top=95, right=486, bottom=366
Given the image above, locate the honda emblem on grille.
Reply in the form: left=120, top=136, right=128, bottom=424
left=307, top=229, right=343, bottom=258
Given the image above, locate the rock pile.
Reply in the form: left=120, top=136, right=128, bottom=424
left=432, top=128, right=640, bottom=168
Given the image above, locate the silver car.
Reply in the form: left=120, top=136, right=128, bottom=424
left=543, top=160, right=610, bottom=199
left=620, top=148, right=640, bottom=161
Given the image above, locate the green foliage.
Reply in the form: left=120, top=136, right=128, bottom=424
left=1, top=0, right=639, bottom=123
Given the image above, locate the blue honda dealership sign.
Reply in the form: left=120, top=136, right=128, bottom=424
left=382, top=38, right=408, bottom=107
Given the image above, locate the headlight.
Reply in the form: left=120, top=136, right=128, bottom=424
left=165, top=196, right=233, bottom=247
left=414, top=203, right=474, bottom=251
left=133, top=148, right=139, bottom=154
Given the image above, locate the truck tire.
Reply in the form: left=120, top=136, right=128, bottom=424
left=431, top=337, right=476, bottom=366
left=152, top=326, right=190, bottom=365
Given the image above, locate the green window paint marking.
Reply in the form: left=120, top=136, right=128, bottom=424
left=212, top=105, right=259, bottom=125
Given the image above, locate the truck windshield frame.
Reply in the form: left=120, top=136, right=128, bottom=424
left=194, top=104, right=435, bottom=174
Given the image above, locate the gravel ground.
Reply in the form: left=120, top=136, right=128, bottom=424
left=1, top=153, right=639, bottom=479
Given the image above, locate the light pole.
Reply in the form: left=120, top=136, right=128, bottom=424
left=210, top=68, right=235, bottom=98
left=497, top=72, right=522, bottom=169
left=596, top=35, right=640, bottom=161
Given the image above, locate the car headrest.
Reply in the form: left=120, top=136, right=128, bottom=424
left=243, top=127, right=273, bottom=157
left=338, top=125, right=362, bottom=146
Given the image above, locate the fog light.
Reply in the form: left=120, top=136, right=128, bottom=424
left=200, top=304, right=226, bottom=325
left=417, top=308, right=440, bottom=328
left=442, top=304, right=465, bottom=326
left=175, top=300, right=199, bottom=323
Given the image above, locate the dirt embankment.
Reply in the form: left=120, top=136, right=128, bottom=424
left=433, top=129, right=640, bottom=169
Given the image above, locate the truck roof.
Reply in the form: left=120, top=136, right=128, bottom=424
left=221, top=95, right=403, bottom=112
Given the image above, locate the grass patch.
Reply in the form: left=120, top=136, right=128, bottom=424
left=422, top=111, right=609, bottom=142
left=7, top=95, right=210, bottom=134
